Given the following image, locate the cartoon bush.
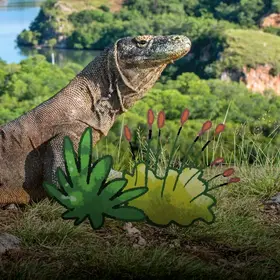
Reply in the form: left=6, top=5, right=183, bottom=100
left=43, top=128, right=148, bottom=230
left=124, top=163, right=215, bottom=226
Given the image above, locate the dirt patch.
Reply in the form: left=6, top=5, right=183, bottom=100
left=58, top=0, right=124, bottom=13
left=110, top=0, right=124, bottom=12
left=0, top=209, right=22, bottom=231
left=260, top=13, right=280, bottom=28
left=241, top=64, right=280, bottom=95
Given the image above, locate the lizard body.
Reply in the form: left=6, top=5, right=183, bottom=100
left=0, top=35, right=191, bottom=206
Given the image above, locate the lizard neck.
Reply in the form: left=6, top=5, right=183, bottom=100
left=67, top=49, right=139, bottom=136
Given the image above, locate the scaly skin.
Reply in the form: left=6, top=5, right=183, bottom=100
left=0, top=35, right=191, bottom=206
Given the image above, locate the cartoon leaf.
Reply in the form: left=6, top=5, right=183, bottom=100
left=123, top=163, right=216, bottom=227
left=88, top=214, right=105, bottom=230
left=111, top=187, right=149, bottom=207
left=78, top=127, right=92, bottom=175
left=64, top=136, right=79, bottom=179
left=57, top=167, right=72, bottom=193
left=43, top=182, right=72, bottom=209
left=100, top=179, right=128, bottom=200
left=88, top=156, right=112, bottom=193
left=108, top=207, right=147, bottom=221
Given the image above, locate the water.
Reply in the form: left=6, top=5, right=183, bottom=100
left=0, top=0, right=98, bottom=66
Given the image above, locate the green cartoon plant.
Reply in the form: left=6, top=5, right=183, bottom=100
left=43, top=128, right=148, bottom=229
left=122, top=109, right=240, bottom=227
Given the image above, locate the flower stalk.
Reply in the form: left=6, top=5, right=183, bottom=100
left=161, top=108, right=189, bottom=197
left=124, top=125, right=135, bottom=160
left=155, top=111, right=165, bottom=175
left=146, top=109, right=154, bottom=188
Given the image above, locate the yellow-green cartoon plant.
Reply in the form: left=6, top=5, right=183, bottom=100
left=43, top=128, right=148, bottom=230
left=122, top=109, right=240, bottom=227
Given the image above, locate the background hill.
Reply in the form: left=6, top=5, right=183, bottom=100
left=17, top=0, right=280, bottom=94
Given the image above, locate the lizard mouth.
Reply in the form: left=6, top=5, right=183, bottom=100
left=150, top=47, right=191, bottom=65
left=152, top=42, right=191, bottom=65
left=168, top=44, right=191, bottom=64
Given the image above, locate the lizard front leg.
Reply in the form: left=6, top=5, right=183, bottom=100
left=43, top=133, right=79, bottom=190
left=0, top=145, right=44, bottom=207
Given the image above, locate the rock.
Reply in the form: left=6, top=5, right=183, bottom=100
left=265, top=192, right=280, bottom=204
left=0, top=233, right=21, bottom=255
left=54, top=2, right=73, bottom=13
left=220, top=64, right=280, bottom=95
left=220, top=70, right=244, bottom=82
left=242, top=65, right=280, bottom=95
left=123, top=222, right=147, bottom=248
left=260, top=13, right=280, bottom=28
left=138, top=236, right=147, bottom=246
left=4, top=204, right=19, bottom=210
left=123, top=222, right=141, bottom=235
left=108, top=169, right=123, bottom=180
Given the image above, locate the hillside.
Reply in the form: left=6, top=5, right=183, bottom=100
left=1, top=55, right=279, bottom=167
left=216, top=29, right=280, bottom=72
left=17, top=0, right=124, bottom=49
left=203, top=29, right=280, bottom=94
left=16, top=0, right=280, bottom=94
left=58, top=0, right=123, bottom=12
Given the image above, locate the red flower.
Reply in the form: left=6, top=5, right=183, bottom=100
left=210, top=157, right=224, bottom=167
left=147, top=109, right=155, bottom=127
left=124, top=125, right=132, bottom=142
left=157, top=111, right=165, bottom=129
left=223, top=168, right=235, bottom=177
left=229, top=177, right=241, bottom=183
left=215, top=123, right=226, bottom=135
left=180, top=108, right=190, bottom=126
left=199, top=120, right=212, bottom=136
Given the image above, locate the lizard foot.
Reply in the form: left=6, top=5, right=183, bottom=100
left=0, top=187, right=30, bottom=207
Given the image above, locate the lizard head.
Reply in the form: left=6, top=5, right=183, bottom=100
left=117, top=35, right=191, bottom=66
left=108, top=34, right=191, bottom=110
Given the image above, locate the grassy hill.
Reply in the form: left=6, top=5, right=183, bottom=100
left=214, top=29, right=280, bottom=75
left=55, top=0, right=123, bottom=12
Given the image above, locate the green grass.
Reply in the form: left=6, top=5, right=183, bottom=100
left=1, top=162, right=280, bottom=279
left=220, top=29, right=280, bottom=72
left=58, top=0, right=123, bottom=12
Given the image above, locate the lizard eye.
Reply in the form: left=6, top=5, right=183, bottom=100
left=134, top=37, right=149, bottom=48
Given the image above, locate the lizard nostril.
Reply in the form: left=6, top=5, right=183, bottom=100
left=173, top=36, right=181, bottom=41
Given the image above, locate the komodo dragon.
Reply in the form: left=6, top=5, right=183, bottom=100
left=0, top=34, right=191, bottom=207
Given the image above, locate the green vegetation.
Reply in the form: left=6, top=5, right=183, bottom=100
left=44, top=128, right=148, bottom=229
left=0, top=55, right=82, bottom=123
left=1, top=162, right=280, bottom=278
left=16, top=0, right=280, bottom=79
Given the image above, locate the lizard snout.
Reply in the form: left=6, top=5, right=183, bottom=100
left=170, top=35, right=191, bottom=49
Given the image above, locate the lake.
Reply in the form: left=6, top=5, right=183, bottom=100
left=0, top=0, right=98, bottom=66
